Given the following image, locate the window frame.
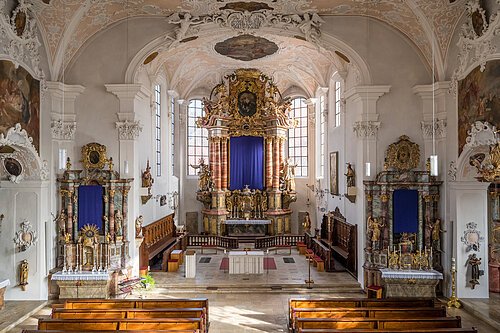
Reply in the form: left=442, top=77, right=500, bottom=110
left=154, top=84, right=162, bottom=177
left=186, top=99, right=209, bottom=176
left=287, top=97, right=309, bottom=178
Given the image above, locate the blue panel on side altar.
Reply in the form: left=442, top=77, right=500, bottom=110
left=78, top=185, right=104, bottom=232
left=393, top=189, right=418, bottom=234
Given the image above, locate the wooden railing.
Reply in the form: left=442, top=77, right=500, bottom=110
left=187, top=234, right=239, bottom=249
left=140, top=213, right=176, bottom=267
left=255, top=234, right=304, bottom=249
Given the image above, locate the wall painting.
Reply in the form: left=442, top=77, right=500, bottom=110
left=458, top=60, right=500, bottom=155
left=0, top=60, right=40, bottom=152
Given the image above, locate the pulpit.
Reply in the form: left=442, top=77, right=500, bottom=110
left=195, top=69, right=297, bottom=236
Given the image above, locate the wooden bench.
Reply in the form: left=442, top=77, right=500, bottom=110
left=290, top=307, right=447, bottom=331
left=289, top=298, right=435, bottom=325
left=298, top=329, right=478, bottom=333
left=321, top=208, right=357, bottom=276
left=275, top=244, right=292, bottom=255
left=295, top=316, right=461, bottom=331
left=58, top=298, right=209, bottom=331
left=22, top=329, right=199, bottom=333
left=312, top=256, right=324, bottom=272
left=38, top=318, right=202, bottom=331
left=52, top=307, right=204, bottom=319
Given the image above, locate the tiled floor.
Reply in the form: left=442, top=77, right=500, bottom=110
left=3, top=247, right=500, bottom=332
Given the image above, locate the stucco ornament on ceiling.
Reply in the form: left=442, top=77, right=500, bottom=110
left=451, top=0, right=500, bottom=94
left=0, top=0, right=44, bottom=78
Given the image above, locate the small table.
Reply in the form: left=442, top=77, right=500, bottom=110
left=171, top=250, right=184, bottom=265
left=380, top=268, right=443, bottom=298
left=228, top=251, right=264, bottom=274
left=0, top=279, right=10, bottom=310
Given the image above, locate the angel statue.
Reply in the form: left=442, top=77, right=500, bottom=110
left=190, top=158, right=213, bottom=192
left=292, top=12, right=325, bottom=43
left=368, top=216, right=384, bottom=250
left=167, top=12, right=203, bottom=44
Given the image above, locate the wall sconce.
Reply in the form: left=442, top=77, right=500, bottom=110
left=365, top=162, right=371, bottom=177
left=0, top=214, right=4, bottom=236
left=58, top=148, right=67, bottom=171
left=430, top=155, right=439, bottom=177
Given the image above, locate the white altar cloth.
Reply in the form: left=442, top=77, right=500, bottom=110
left=0, top=279, right=10, bottom=289
left=228, top=251, right=264, bottom=274
left=51, top=271, right=110, bottom=281
left=380, top=268, right=443, bottom=280
left=225, top=220, right=271, bottom=224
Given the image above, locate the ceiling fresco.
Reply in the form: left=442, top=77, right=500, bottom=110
left=215, top=35, right=279, bottom=61
left=20, top=0, right=467, bottom=93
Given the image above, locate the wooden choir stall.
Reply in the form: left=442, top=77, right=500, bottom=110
left=363, top=136, right=443, bottom=297
left=51, top=143, right=133, bottom=298
left=195, top=69, right=297, bottom=236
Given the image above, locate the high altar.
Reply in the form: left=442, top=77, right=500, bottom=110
left=195, top=69, right=297, bottom=236
left=52, top=143, right=133, bottom=298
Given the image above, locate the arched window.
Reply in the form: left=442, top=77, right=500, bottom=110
left=170, top=96, right=175, bottom=176
left=335, top=81, right=341, bottom=127
left=154, top=84, right=161, bottom=177
left=187, top=99, right=208, bottom=176
left=288, top=97, right=308, bottom=177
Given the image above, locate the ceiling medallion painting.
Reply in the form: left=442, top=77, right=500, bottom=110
left=219, top=2, right=274, bottom=12
left=215, top=35, right=278, bottom=61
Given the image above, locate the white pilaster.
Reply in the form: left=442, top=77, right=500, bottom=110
left=345, top=85, right=391, bottom=286
left=105, top=83, right=150, bottom=275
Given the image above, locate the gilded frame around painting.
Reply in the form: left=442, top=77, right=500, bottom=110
left=330, top=151, right=338, bottom=195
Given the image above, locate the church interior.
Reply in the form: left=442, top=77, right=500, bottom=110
left=0, top=0, right=500, bottom=332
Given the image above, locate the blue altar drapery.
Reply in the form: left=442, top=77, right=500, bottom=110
left=229, top=136, right=264, bottom=190
left=393, top=189, right=418, bottom=234
left=77, top=185, right=104, bottom=231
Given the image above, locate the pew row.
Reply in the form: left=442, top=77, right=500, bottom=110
left=38, top=318, right=202, bottom=331
left=24, top=331, right=198, bottom=333
left=297, top=329, right=478, bottom=333
left=288, top=298, right=435, bottom=325
left=290, top=307, right=447, bottom=331
left=295, top=316, right=461, bottom=331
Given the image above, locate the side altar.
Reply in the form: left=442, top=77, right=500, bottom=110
left=52, top=143, right=133, bottom=298
left=195, top=69, right=297, bottom=236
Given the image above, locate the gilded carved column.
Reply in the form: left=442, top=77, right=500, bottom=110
left=272, top=137, right=280, bottom=190
left=265, top=137, right=273, bottom=189
left=122, top=186, right=129, bottom=242
left=221, top=137, right=228, bottom=190
left=109, top=188, right=116, bottom=237
left=66, top=187, right=74, bottom=239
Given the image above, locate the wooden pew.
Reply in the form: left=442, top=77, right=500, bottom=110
left=51, top=308, right=205, bottom=332
left=295, top=317, right=461, bottom=331
left=24, top=331, right=198, bottom=333
left=38, top=318, right=201, bottom=331
left=298, top=329, right=478, bottom=333
left=289, top=298, right=435, bottom=325
left=139, top=213, right=178, bottom=270
left=290, top=307, right=447, bottom=331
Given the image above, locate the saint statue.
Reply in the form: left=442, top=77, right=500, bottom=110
left=467, top=253, right=482, bottom=289
left=142, top=160, right=154, bottom=195
left=368, top=216, right=384, bottom=249
left=280, top=158, right=296, bottom=192
left=115, top=210, right=123, bottom=237
left=135, top=215, right=143, bottom=238
left=345, top=163, right=355, bottom=187
left=191, top=158, right=212, bottom=192
left=19, top=259, right=28, bottom=290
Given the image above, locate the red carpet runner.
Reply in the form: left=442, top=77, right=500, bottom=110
left=219, top=257, right=276, bottom=270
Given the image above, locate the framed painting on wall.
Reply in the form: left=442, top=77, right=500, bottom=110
left=330, top=151, right=338, bottom=195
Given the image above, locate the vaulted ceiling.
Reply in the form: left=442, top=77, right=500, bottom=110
left=28, top=0, right=466, bottom=96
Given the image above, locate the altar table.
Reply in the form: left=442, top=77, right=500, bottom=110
left=228, top=251, right=264, bottom=274
left=51, top=272, right=111, bottom=299
left=225, top=220, right=271, bottom=236
left=0, top=279, right=10, bottom=310
left=380, top=268, right=443, bottom=298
